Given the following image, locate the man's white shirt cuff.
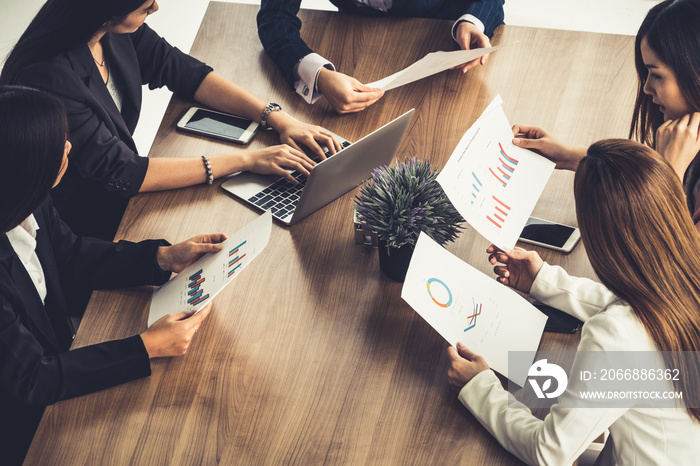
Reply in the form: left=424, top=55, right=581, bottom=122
left=295, top=53, right=335, bottom=104
left=451, top=14, right=485, bottom=42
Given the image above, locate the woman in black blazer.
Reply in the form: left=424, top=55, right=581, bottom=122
left=0, top=86, right=222, bottom=465
left=1, top=0, right=341, bottom=240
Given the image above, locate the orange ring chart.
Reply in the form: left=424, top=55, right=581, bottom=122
left=426, top=278, right=453, bottom=308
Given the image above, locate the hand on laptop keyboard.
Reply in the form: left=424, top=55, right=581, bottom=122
left=306, top=140, right=353, bottom=163
left=275, top=118, right=343, bottom=161
left=247, top=140, right=354, bottom=221
left=245, top=144, right=316, bottom=184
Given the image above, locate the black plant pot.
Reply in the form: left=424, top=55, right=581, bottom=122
left=378, top=240, right=415, bottom=282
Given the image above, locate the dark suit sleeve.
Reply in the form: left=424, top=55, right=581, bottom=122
left=0, top=299, right=151, bottom=406
left=464, top=0, right=505, bottom=37
left=0, top=200, right=174, bottom=407
left=19, top=61, right=149, bottom=199
left=40, top=197, right=172, bottom=292
left=130, top=24, right=213, bottom=97
left=257, top=0, right=312, bottom=88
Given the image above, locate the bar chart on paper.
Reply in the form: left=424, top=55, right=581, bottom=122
left=488, top=143, right=519, bottom=187
left=148, top=211, right=272, bottom=325
left=187, top=269, right=209, bottom=307
left=438, top=96, right=555, bottom=250
left=227, top=241, right=246, bottom=278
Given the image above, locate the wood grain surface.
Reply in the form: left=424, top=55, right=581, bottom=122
left=25, top=3, right=636, bottom=465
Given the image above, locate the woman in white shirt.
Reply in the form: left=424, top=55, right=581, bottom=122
left=447, top=139, right=700, bottom=465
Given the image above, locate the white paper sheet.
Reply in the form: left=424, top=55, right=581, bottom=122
left=401, top=233, right=547, bottom=385
left=437, top=95, right=555, bottom=250
left=367, top=43, right=512, bottom=91
left=148, top=211, right=272, bottom=326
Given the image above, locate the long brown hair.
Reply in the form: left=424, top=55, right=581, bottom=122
left=575, top=139, right=700, bottom=421
left=629, top=0, right=700, bottom=147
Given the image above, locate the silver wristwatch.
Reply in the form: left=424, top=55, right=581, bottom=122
left=260, top=102, right=282, bottom=131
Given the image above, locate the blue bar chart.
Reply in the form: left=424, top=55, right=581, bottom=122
left=470, top=172, right=482, bottom=205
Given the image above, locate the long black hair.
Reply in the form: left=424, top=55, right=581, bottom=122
left=0, top=86, right=68, bottom=233
left=0, top=0, right=147, bottom=85
left=629, top=0, right=700, bottom=146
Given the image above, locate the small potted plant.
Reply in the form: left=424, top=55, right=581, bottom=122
left=354, top=157, right=465, bottom=281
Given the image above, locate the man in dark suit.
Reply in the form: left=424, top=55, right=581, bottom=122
left=257, top=0, right=505, bottom=114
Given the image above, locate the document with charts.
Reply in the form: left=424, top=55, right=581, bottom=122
left=148, top=211, right=272, bottom=326
left=401, top=233, right=547, bottom=385
left=437, top=95, right=555, bottom=250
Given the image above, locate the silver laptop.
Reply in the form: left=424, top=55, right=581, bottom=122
left=221, top=109, right=414, bottom=225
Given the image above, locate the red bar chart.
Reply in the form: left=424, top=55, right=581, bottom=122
left=488, top=143, right=519, bottom=187
left=486, top=195, right=511, bottom=229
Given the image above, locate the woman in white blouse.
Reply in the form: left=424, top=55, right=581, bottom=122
left=447, top=139, right=700, bottom=465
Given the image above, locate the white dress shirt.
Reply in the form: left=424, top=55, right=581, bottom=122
left=294, top=10, right=484, bottom=103
left=6, top=215, right=47, bottom=303
left=458, top=263, right=700, bottom=465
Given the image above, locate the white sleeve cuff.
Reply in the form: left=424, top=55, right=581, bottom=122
left=451, top=14, right=485, bottom=41
left=294, top=53, right=335, bottom=104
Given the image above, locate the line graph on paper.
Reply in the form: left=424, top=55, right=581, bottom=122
left=420, top=273, right=501, bottom=345
left=465, top=299, right=482, bottom=332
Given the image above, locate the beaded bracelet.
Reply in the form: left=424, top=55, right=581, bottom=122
left=201, top=155, right=213, bottom=185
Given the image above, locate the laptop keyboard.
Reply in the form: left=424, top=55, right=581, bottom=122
left=247, top=140, right=351, bottom=221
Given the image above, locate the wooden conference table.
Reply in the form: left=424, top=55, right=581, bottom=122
left=26, top=3, right=637, bottom=465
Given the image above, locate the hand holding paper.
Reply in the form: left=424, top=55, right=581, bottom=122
left=401, top=233, right=547, bottom=385
left=367, top=43, right=513, bottom=91
left=148, top=211, right=272, bottom=326
left=317, top=68, right=384, bottom=114
left=156, top=233, right=228, bottom=273
left=454, top=20, right=493, bottom=73
left=487, top=244, right=544, bottom=293
left=141, top=302, right=213, bottom=358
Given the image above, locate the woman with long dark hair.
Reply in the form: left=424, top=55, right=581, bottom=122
left=511, top=0, right=700, bottom=228
left=447, top=139, right=700, bottom=465
left=1, top=0, right=341, bottom=240
left=0, top=86, right=222, bottom=465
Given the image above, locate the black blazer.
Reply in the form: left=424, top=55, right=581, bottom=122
left=18, top=24, right=213, bottom=241
left=0, top=199, right=171, bottom=465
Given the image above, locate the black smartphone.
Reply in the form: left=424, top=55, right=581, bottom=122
left=519, top=216, right=581, bottom=253
left=176, top=107, right=259, bottom=144
left=534, top=303, right=582, bottom=334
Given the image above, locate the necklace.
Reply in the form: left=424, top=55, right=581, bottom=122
left=93, top=56, right=105, bottom=67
